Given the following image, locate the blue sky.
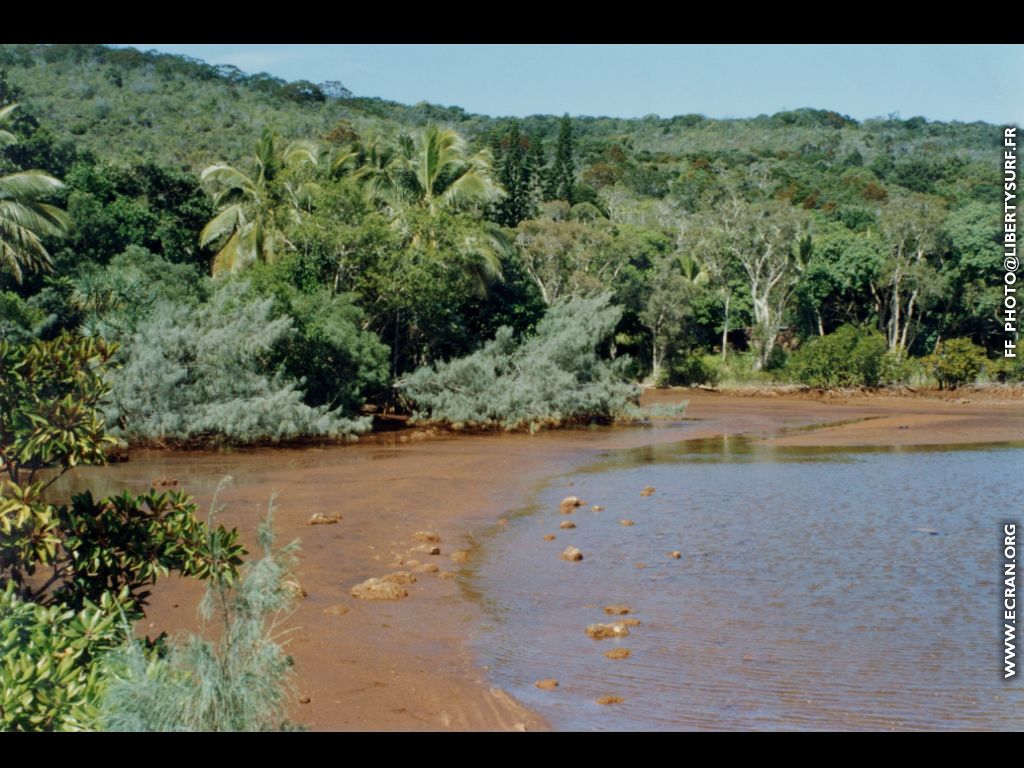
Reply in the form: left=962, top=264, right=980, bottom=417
left=119, top=44, right=1023, bottom=125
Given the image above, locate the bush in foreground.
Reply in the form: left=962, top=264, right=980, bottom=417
left=401, top=293, right=640, bottom=431
left=100, top=510, right=301, bottom=732
left=0, top=335, right=244, bottom=731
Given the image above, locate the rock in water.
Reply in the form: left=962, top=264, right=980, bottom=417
left=560, top=520, right=576, bottom=530
left=586, top=622, right=630, bottom=639
left=543, top=534, right=556, bottom=541
left=604, top=648, right=631, bottom=660
left=350, top=578, right=408, bottom=600
left=603, top=604, right=631, bottom=616
left=535, top=679, right=559, bottom=690
left=620, top=519, right=635, bottom=527
left=670, top=550, right=682, bottom=559
left=591, top=505, right=604, bottom=512
left=597, top=696, right=624, bottom=705
left=640, top=486, right=655, bottom=497
left=560, top=496, right=585, bottom=514
left=561, top=546, right=584, bottom=562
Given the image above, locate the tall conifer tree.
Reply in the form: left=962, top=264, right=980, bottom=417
left=545, top=114, right=576, bottom=204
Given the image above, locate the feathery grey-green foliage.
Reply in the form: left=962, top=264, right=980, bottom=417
left=105, top=279, right=370, bottom=443
left=73, top=246, right=208, bottom=339
left=401, top=293, right=640, bottom=430
left=100, top=506, right=301, bottom=732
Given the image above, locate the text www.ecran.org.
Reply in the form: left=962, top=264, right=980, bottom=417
left=1004, top=523, right=1017, bottom=679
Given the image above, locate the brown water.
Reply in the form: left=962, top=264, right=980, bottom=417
left=468, top=439, right=1024, bottom=731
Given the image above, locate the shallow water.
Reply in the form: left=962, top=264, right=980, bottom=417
left=468, top=439, right=1024, bottom=730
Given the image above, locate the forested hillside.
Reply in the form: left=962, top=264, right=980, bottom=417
left=0, top=43, right=1015, bottom=442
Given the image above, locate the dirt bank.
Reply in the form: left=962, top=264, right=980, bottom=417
left=83, top=389, right=1020, bottom=731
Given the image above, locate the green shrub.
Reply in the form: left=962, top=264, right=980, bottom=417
left=0, top=334, right=245, bottom=731
left=705, top=352, right=776, bottom=386
left=0, top=291, right=44, bottom=342
left=401, top=293, right=640, bottom=431
left=657, top=350, right=719, bottom=387
left=986, top=355, right=1024, bottom=383
left=787, top=325, right=887, bottom=388
left=0, top=584, right=123, bottom=731
left=879, top=349, right=920, bottom=386
left=100, top=511, right=301, bottom=732
left=924, top=337, right=988, bottom=389
left=105, top=280, right=371, bottom=443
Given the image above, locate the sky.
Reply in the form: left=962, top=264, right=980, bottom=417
left=119, top=44, right=1024, bottom=126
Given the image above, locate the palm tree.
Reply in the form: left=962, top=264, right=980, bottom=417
left=383, top=126, right=508, bottom=289
left=200, top=127, right=319, bottom=275
left=398, top=125, right=504, bottom=214
left=334, top=136, right=404, bottom=207
left=0, top=104, right=71, bottom=282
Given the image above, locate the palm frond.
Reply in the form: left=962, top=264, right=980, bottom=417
left=282, top=140, right=320, bottom=171
left=201, top=164, right=258, bottom=199
left=200, top=204, right=244, bottom=249
left=0, top=170, right=66, bottom=201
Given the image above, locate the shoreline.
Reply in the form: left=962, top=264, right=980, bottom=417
left=87, top=389, right=1022, bottom=731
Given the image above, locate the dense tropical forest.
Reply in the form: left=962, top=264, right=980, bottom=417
left=0, top=43, right=1016, bottom=444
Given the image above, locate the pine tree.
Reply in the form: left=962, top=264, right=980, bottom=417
left=490, top=121, right=539, bottom=227
left=545, top=114, right=576, bottom=204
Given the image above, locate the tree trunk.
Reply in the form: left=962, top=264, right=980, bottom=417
left=651, top=333, right=662, bottom=385
left=721, top=292, right=731, bottom=361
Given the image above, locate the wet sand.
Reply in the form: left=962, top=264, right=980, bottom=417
left=88, top=389, right=1022, bottom=731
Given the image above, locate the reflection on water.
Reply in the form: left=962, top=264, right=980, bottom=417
left=469, top=439, right=1024, bottom=730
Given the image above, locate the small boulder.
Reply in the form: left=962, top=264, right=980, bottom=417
left=560, top=496, right=585, bottom=514
left=591, top=505, right=604, bottom=512
left=308, top=512, right=343, bottom=526
left=670, top=551, right=682, bottom=559
left=561, top=546, right=584, bottom=562
left=351, top=578, right=408, bottom=600
left=284, top=580, right=308, bottom=599
left=597, top=696, right=624, bottom=705
left=586, top=622, right=629, bottom=640
left=560, top=520, right=576, bottom=530
left=535, top=679, right=559, bottom=690
left=603, top=604, right=631, bottom=616
left=604, top=648, right=631, bottom=660
left=543, top=534, right=556, bottom=541
left=620, top=519, right=635, bottom=527
left=640, top=486, right=655, bottom=497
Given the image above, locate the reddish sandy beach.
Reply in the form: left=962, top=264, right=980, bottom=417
left=63, top=388, right=1022, bottom=730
